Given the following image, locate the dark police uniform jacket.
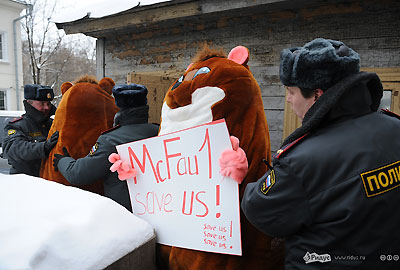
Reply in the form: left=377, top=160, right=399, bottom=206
left=2, top=100, right=56, bottom=176
left=242, top=72, right=400, bottom=269
left=57, top=105, right=159, bottom=212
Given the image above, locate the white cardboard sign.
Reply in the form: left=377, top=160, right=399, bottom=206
left=116, top=119, right=242, bottom=256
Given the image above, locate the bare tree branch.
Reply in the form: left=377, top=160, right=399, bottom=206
left=22, top=0, right=65, bottom=84
left=21, top=0, right=96, bottom=100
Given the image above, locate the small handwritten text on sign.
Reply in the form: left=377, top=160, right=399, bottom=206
left=116, top=119, right=242, bottom=256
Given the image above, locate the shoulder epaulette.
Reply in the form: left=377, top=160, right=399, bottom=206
left=101, top=124, right=121, bottom=135
left=273, top=133, right=309, bottom=159
left=381, top=108, right=400, bottom=120
left=9, top=117, right=23, bottom=123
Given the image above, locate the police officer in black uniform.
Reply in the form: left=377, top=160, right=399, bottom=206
left=53, top=84, right=159, bottom=212
left=241, top=38, right=400, bottom=269
left=2, top=84, right=58, bottom=176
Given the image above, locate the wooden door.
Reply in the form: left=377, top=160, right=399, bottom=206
left=127, top=71, right=180, bottom=124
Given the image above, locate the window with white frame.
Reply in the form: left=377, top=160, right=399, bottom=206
left=0, top=32, right=6, bottom=61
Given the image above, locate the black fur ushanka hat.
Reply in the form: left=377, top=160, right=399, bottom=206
left=24, top=84, right=54, bottom=101
left=112, top=84, right=148, bottom=108
left=279, top=38, right=360, bottom=90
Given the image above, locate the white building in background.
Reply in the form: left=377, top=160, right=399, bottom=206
left=0, top=0, right=29, bottom=111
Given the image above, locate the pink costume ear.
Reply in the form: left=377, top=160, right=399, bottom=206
left=185, top=63, right=194, bottom=71
left=228, top=46, right=249, bottom=65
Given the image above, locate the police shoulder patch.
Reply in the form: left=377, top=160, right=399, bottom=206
left=261, top=170, right=276, bottom=195
left=7, top=129, right=16, bottom=136
left=360, top=160, right=400, bottom=197
left=101, top=124, right=121, bottom=135
left=89, top=143, right=99, bottom=156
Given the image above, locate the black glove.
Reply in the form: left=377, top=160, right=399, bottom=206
left=53, top=147, right=70, bottom=171
left=44, top=131, right=59, bottom=155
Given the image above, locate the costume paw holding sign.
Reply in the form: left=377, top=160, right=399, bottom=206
left=219, top=136, right=248, bottom=184
left=108, top=153, right=137, bottom=180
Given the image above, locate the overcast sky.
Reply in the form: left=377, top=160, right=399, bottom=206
left=55, top=0, right=170, bottom=23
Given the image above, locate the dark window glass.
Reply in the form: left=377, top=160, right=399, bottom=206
left=0, top=91, right=5, bottom=110
left=0, top=34, right=3, bottom=59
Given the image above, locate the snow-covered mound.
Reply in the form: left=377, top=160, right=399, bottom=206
left=0, top=174, right=154, bottom=270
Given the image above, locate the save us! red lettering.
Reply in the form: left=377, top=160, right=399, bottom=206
left=204, top=231, right=218, bottom=239
left=134, top=191, right=173, bottom=215
left=181, top=190, right=209, bottom=217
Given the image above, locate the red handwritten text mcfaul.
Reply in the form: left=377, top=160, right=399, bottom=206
left=128, top=129, right=212, bottom=184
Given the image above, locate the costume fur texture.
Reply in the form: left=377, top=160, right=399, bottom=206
left=40, top=75, right=119, bottom=195
left=158, top=46, right=284, bottom=270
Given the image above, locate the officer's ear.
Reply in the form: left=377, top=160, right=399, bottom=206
left=314, top=89, right=324, bottom=101
left=61, top=82, right=73, bottom=95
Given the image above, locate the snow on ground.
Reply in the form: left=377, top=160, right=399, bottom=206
left=0, top=174, right=154, bottom=270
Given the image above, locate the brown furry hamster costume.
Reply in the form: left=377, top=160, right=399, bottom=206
left=157, top=46, right=284, bottom=270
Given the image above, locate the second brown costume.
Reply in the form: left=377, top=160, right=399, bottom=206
left=40, top=75, right=119, bottom=195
